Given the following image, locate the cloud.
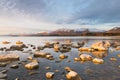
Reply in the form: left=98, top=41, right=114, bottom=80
left=64, top=0, right=120, bottom=25
left=0, top=0, right=120, bottom=35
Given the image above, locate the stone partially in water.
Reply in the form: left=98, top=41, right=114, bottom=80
left=110, top=57, right=117, bottom=61
left=27, top=56, right=33, bottom=60
left=78, top=47, right=92, bottom=52
left=92, top=58, right=104, bottom=64
left=11, top=64, right=19, bottom=69
left=59, top=54, right=67, bottom=59
left=79, top=54, right=92, bottom=61
left=0, top=54, right=19, bottom=62
left=0, top=63, right=7, bottom=67
left=91, top=41, right=110, bottom=51
left=66, top=71, right=82, bottom=80
left=0, top=73, right=7, bottom=79
left=64, top=67, right=72, bottom=72
left=34, top=52, right=50, bottom=57
left=74, top=58, right=80, bottom=61
left=46, top=72, right=54, bottom=79
left=25, top=62, right=39, bottom=70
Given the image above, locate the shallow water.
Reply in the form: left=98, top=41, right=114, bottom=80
left=0, top=36, right=120, bottom=80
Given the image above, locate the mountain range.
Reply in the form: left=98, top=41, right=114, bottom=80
left=9, top=27, right=120, bottom=36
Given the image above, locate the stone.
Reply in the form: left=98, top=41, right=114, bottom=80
left=0, top=63, right=7, bottom=67
left=54, top=44, right=59, bottom=52
left=116, top=47, right=120, bottom=50
left=64, top=67, right=72, bottom=72
left=59, top=54, right=67, bottom=59
left=0, top=70, right=7, bottom=73
left=66, top=71, right=82, bottom=80
left=25, top=62, right=39, bottom=70
left=91, top=41, right=109, bottom=51
left=92, top=51, right=108, bottom=58
left=27, top=56, right=33, bottom=60
left=16, top=41, right=23, bottom=45
left=11, top=64, right=19, bottom=69
left=110, top=57, right=117, bottom=61
left=45, top=66, right=51, bottom=70
left=0, top=54, right=19, bottom=62
left=78, top=47, right=92, bottom=52
left=79, top=54, right=92, bottom=61
left=2, top=41, right=10, bottom=44
left=92, top=58, right=104, bottom=64
left=34, top=52, right=50, bottom=57
left=0, top=73, right=7, bottom=79
left=74, top=58, right=80, bottom=61
left=46, top=55, right=54, bottom=60
left=29, top=71, right=38, bottom=75
left=118, top=54, right=120, bottom=58
left=46, top=72, right=54, bottom=79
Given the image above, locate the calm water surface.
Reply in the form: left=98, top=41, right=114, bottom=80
left=0, top=36, right=120, bottom=80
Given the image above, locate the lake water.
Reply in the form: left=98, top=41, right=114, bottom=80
left=0, top=36, right=120, bottom=80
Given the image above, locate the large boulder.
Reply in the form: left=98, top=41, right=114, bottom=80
left=0, top=54, right=19, bottom=62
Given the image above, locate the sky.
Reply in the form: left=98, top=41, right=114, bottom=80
left=0, top=0, right=120, bottom=34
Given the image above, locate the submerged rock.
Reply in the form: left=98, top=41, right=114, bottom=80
left=25, top=61, right=39, bottom=70
left=79, top=54, right=92, bottom=61
left=92, top=58, right=104, bottom=64
left=0, top=54, right=19, bottom=62
left=46, top=72, right=54, bottom=79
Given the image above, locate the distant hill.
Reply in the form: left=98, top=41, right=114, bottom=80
left=106, top=27, right=120, bottom=33
left=8, top=27, right=120, bottom=36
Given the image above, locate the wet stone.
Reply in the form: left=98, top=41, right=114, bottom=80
left=0, top=63, right=7, bottom=67
left=11, top=64, right=19, bottom=69
left=0, top=73, right=7, bottom=79
left=46, top=72, right=54, bottom=79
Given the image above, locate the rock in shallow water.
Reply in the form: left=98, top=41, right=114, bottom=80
left=0, top=73, right=7, bottom=79
left=25, top=62, right=39, bottom=70
left=92, top=58, right=104, bottom=64
left=66, top=71, right=82, bottom=80
left=79, top=54, right=92, bottom=61
left=0, top=54, right=19, bottom=62
left=46, top=72, right=54, bottom=79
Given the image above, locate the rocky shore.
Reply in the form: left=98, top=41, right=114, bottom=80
left=0, top=40, right=120, bottom=80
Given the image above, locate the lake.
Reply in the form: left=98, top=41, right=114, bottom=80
left=0, top=36, right=120, bottom=80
